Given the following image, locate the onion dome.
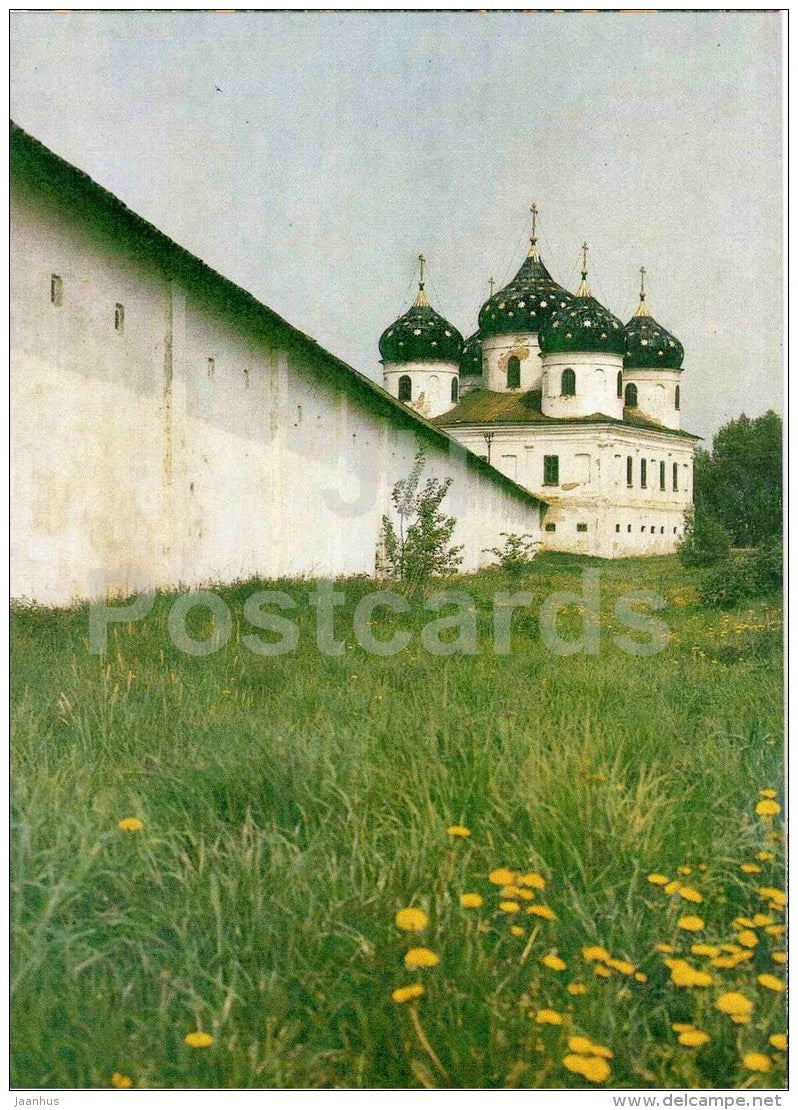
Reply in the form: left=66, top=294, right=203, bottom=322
left=478, top=207, right=572, bottom=339
left=460, top=330, right=483, bottom=377
left=539, top=242, right=625, bottom=356
left=379, top=254, right=463, bottom=364
left=624, top=268, right=684, bottom=369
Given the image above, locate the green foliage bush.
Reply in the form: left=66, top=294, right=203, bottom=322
left=698, top=539, right=783, bottom=609
left=678, top=510, right=731, bottom=568
left=484, top=532, right=540, bottom=574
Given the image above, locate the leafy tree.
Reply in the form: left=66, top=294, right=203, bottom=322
left=678, top=509, right=731, bottom=568
left=377, top=449, right=464, bottom=593
left=693, top=411, right=782, bottom=547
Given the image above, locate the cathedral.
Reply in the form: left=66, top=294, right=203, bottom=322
left=379, top=210, right=698, bottom=558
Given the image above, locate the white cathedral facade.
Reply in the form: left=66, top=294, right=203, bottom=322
left=380, top=217, right=697, bottom=558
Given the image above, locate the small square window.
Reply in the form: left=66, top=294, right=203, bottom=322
left=545, top=522, right=556, bottom=532
left=641, top=525, right=646, bottom=533
left=615, top=523, right=620, bottom=533
left=627, top=524, right=632, bottom=533
left=114, top=303, right=125, bottom=332
left=50, top=274, right=63, bottom=306
left=650, top=526, right=656, bottom=534
left=576, top=522, right=588, bottom=533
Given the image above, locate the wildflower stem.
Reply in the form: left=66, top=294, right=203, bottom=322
left=409, top=1004, right=449, bottom=1083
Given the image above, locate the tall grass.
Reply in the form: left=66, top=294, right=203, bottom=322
left=10, top=555, right=784, bottom=1088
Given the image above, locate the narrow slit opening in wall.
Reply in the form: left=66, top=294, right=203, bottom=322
left=207, top=357, right=215, bottom=379
left=115, top=303, right=125, bottom=332
left=50, top=274, right=63, bottom=306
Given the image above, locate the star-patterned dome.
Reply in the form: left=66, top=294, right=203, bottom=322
left=538, top=245, right=625, bottom=356
left=624, top=272, right=684, bottom=369
left=460, top=331, right=483, bottom=377
left=379, top=260, right=463, bottom=364
left=477, top=239, right=572, bottom=340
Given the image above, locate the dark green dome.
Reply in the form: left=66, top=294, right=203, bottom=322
left=460, top=331, right=483, bottom=377
left=624, top=298, right=684, bottom=369
left=379, top=287, right=463, bottom=364
left=477, top=244, right=572, bottom=339
left=539, top=273, right=625, bottom=356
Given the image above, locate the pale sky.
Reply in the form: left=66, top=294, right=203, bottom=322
left=11, top=10, right=782, bottom=442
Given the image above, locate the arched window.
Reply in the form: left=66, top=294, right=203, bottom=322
left=451, top=377, right=459, bottom=403
left=561, top=368, right=576, bottom=396
left=625, top=382, right=638, bottom=407
left=506, top=356, right=521, bottom=389
left=398, top=375, right=412, bottom=401
left=675, top=385, right=680, bottom=410
left=617, top=370, right=623, bottom=398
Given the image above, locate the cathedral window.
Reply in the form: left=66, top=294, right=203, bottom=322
left=617, top=370, right=623, bottom=398
left=543, top=455, right=559, bottom=486
left=659, top=460, right=666, bottom=490
left=398, top=375, right=412, bottom=401
left=506, top=356, right=521, bottom=389
left=114, top=303, right=124, bottom=332
left=626, top=456, right=633, bottom=487
left=672, top=462, right=678, bottom=491
left=451, top=377, right=459, bottom=403
left=675, top=385, right=680, bottom=410
left=561, top=368, right=576, bottom=396
left=625, top=382, right=638, bottom=407
left=640, top=458, right=647, bottom=488
left=50, top=274, right=63, bottom=306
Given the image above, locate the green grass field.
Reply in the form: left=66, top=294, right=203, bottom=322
left=10, top=554, right=785, bottom=1090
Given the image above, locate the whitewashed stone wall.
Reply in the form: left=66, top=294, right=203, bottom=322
left=382, top=358, right=460, bottom=418
left=481, top=332, right=541, bottom=392
left=541, top=350, right=625, bottom=421
left=623, top=367, right=683, bottom=430
left=11, top=179, right=541, bottom=605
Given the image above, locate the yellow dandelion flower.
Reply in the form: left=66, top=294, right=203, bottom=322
left=663, top=880, right=681, bottom=895
left=765, top=923, right=785, bottom=937
left=527, top=904, right=557, bottom=921
left=698, top=863, right=707, bottom=871
left=562, top=1054, right=611, bottom=1083
left=772, top=951, right=786, bottom=964
left=511, top=925, right=525, bottom=937
left=769, top=1033, right=787, bottom=1052
left=460, top=892, right=483, bottom=909
left=111, top=1073, right=133, bottom=1088
left=741, top=863, right=762, bottom=874
left=756, top=799, right=781, bottom=817
left=118, top=817, right=143, bottom=832
left=567, top=982, right=588, bottom=996
left=647, top=873, right=669, bottom=886
left=751, top=913, right=773, bottom=926
left=534, top=1009, right=563, bottom=1025
left=634, top=972, right=647, bottom=983
left=655, top=943, right=676, bottom=954
left=395, top=907, right=428, bottom=932
left=691, top=943, right=720, bottom=957
left=715, top=992, right=753, bottom=1020
left=392, top=983, right=425, bottom=1004
left=669, top=961, right=713, bottom=988
left=184, top=1031, right=214, bottom=1048
left=404, top=947, right=439, bottom=970
left=757, top=973, right=785, bottom=992
left=737, top=930, right=758, bottom=949
left=678, top=1029, right=710, bottom=1048
left=742, top=1052, right=771, bottom=1074
left=672, top=1022, right=695, bottom=1033
left=488, top=868, right=516, bottom=886
left=593, top=965, right=611, bottom=978
left=720, top=943, right=743, bottom=953
left=446, top=825, right=470, bottom=838
left=568, top=1036, right=595, bottom=1055
left=677, top=866, right=693, bottom=876
left=582, top=945, right=611, bottom=963
left=678, top=886, right=703, bottom=904
left=758, top=886, right=786, bottom=907
left=760, top=788, right=778, bottom=799
left=517, top=872, right=546, bottom=890
left=590, top=1044, right=613, bottom=1060
left=542, top=953, right=567, bottom=972
left=606, top=958, right=634, bottom=976
left=757, top=851, right=774, bottom=861
left=499, top=900, right=521, bottom=914
left=733, top=916, right=755, bottom=928
left=677, top=915, right=704, bottom=932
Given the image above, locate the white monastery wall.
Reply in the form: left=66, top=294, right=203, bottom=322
left=11, top=178, right=540, bottom=605
left=624, top=367, right=682, bottom=430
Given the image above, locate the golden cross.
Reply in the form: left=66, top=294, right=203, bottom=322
left=418, top=253, right=425, bottom=288
left=489, top=276, right=495, bottom=297
left=639, top=265, right=646, bottom=299
left=581, top=241, right=589, bottom=274
left=530, top=203, right=538, bottom=239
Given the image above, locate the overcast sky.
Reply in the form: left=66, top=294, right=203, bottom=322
left=11, top=10, right=782, bottom=443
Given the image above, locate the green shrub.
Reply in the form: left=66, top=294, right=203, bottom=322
left=678, top=511, right=731, bottom=568
left=484, top=532, right=540, bottom=574
left=753, top=538, right=783, bottom=593
left=698, top=541, right=783, bottom=609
